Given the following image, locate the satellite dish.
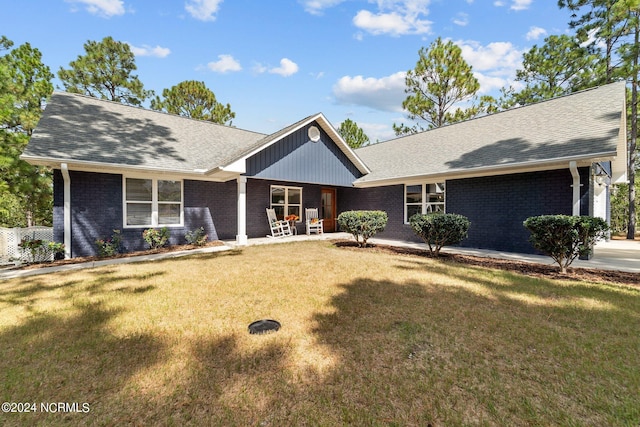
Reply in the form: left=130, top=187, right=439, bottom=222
left=308, top=126, right=321, bottom=142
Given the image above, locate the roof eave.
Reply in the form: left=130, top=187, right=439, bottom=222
left=353, top=152, right=619, bottom=188
left=20, top=154, right=238, bottom=182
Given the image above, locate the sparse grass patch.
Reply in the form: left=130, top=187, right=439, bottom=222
left=1, top=241, right=639, bottom=426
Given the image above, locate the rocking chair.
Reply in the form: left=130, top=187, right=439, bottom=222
left=305, top=208, right=324, bottom=235
left=266, top=208, right=292, bottom=237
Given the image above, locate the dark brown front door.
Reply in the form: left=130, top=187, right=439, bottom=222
left=321, top=188, right=336, bottom=232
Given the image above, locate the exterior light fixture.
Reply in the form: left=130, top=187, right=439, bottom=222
left=593, top=163, right=610, bottom=186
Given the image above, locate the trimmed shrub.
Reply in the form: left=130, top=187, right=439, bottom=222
left=96, top=229, right=122, bottom=257
left=337, top=210, right=388, bottom=247
left=185, top=227, right=208, bottom=246
left=142, top=227, right=170, bottom=249
left=523, top=215, right=609, bottom=273
left=409, top=213, right=470, bottom=257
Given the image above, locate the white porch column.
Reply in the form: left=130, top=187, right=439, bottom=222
left=569, top=161, right=581, bottom=216
left=236, top=176, right=248, bottom=245
left=61, top=163, right=72, bottom=259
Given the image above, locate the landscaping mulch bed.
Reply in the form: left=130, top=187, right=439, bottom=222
left=7, top=241, right=225, bottom=271
left=7, top=239, right=639, bottom=287
left=332, top=240, right=640, bottom=287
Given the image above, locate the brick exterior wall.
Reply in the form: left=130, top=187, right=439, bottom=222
left=53, top=170, right=239, bottom=257
left=246, top=178, right=327, bottom=237
left=339, top=168, right=591, bottom=254
left=184, top=180, right=237, bottom=240
left=54, top=167, right=592, bottom=257
left=446, top=168, right=590, bottom=253
left=338, top=185, right=421, bottom=242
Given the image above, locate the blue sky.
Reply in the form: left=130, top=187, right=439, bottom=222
left=3, top=0, right=574, bottom=142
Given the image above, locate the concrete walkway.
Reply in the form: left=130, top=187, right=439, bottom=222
left=368, top=236, right=640, bottom=273
left=1, top=232, right=638, bottom=280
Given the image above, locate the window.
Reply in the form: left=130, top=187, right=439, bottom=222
left=404, top=182, right=445, bottom=222
left=124, top=177, right=183, bottom=227
left=270, top=186, right=302, bottom=221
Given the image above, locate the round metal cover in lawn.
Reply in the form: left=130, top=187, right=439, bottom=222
left=248, top=319, right=281, bottom=335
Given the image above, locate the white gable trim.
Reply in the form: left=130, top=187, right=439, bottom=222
left=219, top=113, right=371, bottom=176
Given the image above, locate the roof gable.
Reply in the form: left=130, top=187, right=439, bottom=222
left=22, top=92, right=266, bottom=177
left=22, top=94, right=369, bottom=183
left=224, top=113, right=369, bottom=176
left=355, top=82, right=627, bottom=186
left=246, top=120, right=364, bottom=186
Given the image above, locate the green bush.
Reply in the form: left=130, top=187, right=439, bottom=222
left=409, top=213, right=470, bottom=257
left=610, top=183, right=639, bottom=235
left=337, top=210, right=388, bottom=247
left=18, top=237, right=65, bottom=264
left=142, top=227, right=170, bottom=249
left=185, top=227, right=208, bottom=246
left=95, top=229, right=122, bottom=257
left=523, top=215, right=609, bottom=273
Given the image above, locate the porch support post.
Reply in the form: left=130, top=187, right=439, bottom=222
left=569, top=161, right=581, bottom=216
left=61, top=163, right=72, bottom=259
left=236, top=176, right=248, bottom=245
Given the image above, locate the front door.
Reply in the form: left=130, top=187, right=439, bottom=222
left=321, top=188, right=336, bottom=232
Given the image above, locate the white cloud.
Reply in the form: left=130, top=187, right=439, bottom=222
left=526, top=26, right=547, bottom=41
left=206, top=54, right=242, bottom=73
left=457, top=40, right=522, bottom=71
left=455, top=40, right=524, bottom=93
left=452, top=12, right=469, bottom=27
left=332, top=72, right=407, bottom=112
left=353, top=0, right=433, bottom=36
left=359, top=122, right=396, bottom=143
left=494, top=1, right=505, bottom=6
left=185, top=0, right=223, bottom=22
left=128, top=44, right=171, bottom=58
left=511, top=0, right=532, bottom=11
left=252, top=63, right=268, bottom=74
left=66, top=0, right=125, bottom=17
left=269, top=58, right=299, bottom=77
left=300, top=0, right=346, bottom=15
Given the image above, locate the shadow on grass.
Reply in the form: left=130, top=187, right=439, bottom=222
left=2, top=247, right=639, bottom=425
left=306, top=275, right=640, bottom=425
left=394, top=256, right=640, bottom=314
left=0, top=301, right=167, bottom=426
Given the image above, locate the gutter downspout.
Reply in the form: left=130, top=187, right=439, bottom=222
left=569, top=161, right=581, bottom=216
left=61, top=163, right=71, bottom=259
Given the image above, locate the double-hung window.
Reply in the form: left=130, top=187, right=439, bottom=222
left=404, top=182, right=445, bottom=222
left=124, top=177, right=183, bottom=227
left=270, top=186, right=302, bottom=221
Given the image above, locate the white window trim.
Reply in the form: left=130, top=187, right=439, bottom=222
left=270, top=185, right=303, bottom=222
left=404, top=182, right=446, bottom=224
left=123, top=176, right=184, bottom=228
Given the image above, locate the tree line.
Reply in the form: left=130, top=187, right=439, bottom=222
left=1, top=0, right=638, bottom=237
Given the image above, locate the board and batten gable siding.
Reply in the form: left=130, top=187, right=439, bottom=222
left=246, top=123, right=363, bottom=187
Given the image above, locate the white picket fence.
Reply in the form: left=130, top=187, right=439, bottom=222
left=0, top=226, right=54, bottom=265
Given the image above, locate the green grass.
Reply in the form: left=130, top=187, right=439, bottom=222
left=1, top=241, right=639, bottom=426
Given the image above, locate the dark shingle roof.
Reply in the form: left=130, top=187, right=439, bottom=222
left=355, top=82, right=626, bottom=185
left=23, top=91, right=266, bottom=173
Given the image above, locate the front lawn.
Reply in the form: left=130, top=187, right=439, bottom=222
left=1, top=241, right=638, bottom=426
